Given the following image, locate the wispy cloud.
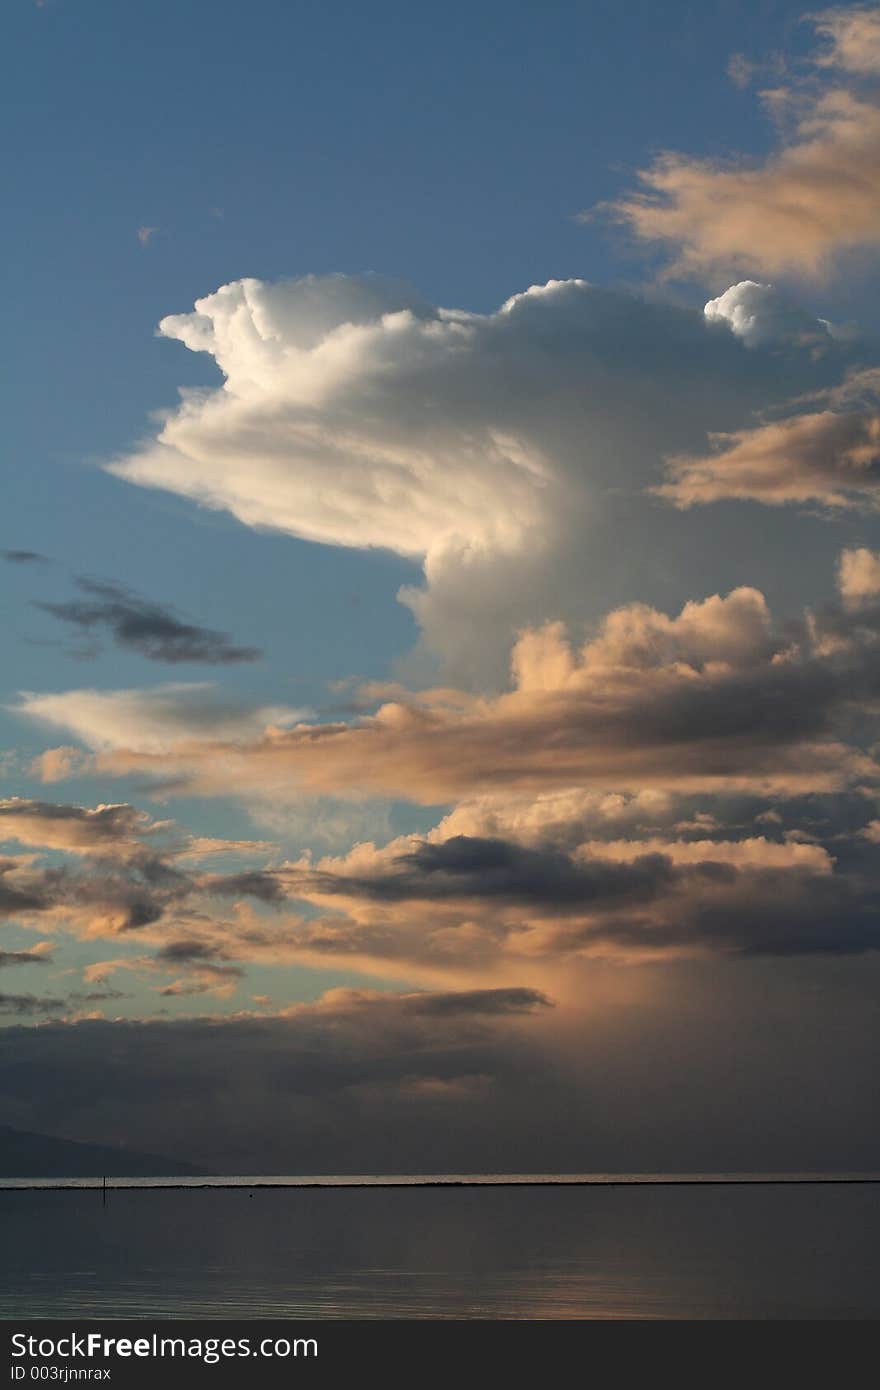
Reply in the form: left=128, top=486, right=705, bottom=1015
left=15, top=683, right=307, bottom=754
left=3, top=550, right=49, bottom=565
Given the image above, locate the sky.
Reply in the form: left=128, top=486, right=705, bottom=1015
left=2, top=0, right=880, bottom=1173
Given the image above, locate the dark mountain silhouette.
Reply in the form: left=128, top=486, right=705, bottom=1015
left=0, top=1124, right=207, bottom=1178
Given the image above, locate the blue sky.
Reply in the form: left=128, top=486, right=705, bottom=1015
left=6, top=0, right=860, bottom=486
left=5, top=0, right=873, bottom=712
left=4, top=1, right=880, bottom=1169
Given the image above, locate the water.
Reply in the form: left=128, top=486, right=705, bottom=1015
left=3, top=1171, right=878, bottom=1189
left=2, top=1178, right=879, bottom=1319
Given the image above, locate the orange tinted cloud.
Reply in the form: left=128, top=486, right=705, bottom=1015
left=658, top=409, right=880, bottom=509
left=605, top=12, right=880, bottom=279
left=814, top=6, right=880, bottom=75
left=838, top=544, right=880, bottom=602
left=37, top=584, right=873, bottom=803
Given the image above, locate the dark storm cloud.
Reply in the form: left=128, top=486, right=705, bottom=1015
left=283, top=871, right=880, bottom=966
left=0, top=966, right=877, bottom=1173
left=0, top=987, right=552, bottom=1140
left=292, top=835, right=681, bottom=908
left=36, top=577, right=260, bottom=664
left=683, top=873, right=880, bottom=957
left=547, top=870, right=880, bottom=959
left=278, top=818, right=880, bottom=964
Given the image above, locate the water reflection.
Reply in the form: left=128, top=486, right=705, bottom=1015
left=3, top=1184, right=879, bottom=1319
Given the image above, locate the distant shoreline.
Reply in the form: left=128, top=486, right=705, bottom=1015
left=3, top=1172, right=879, bottom=1191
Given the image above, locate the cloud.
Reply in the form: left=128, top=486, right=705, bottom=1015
left=726, top=49, right=787, bottom=90
left=103, top=271, right=861, bottom=677
left=8, top=577, right=879, bottom=981
left=83, top=948, right=246, bottom=1002
left=154, top=939, right=233, bottom=965
left=108, top=274, right=566, bottom=566
left=320, top=834, right=684, bottom=906
left=202, top=869, right=288, bottom=903
left=2, top=550, right=48, bottom=565
left=658, top=408, right=880, bottom=510
left=0, top=798, right=164, bottom=854
left=577, top=836, right=830, bottom=871
left=286, top=833, right=826, bottom=915
left=0, top=799, right=290, bottom=993
left=36, top=577, right=260, bottom=664
left=0, top=987, right=557, bottom=1171
left=28, top=747, right=90, bottom=784
left=813, top=5, right=880, bottom=75
left=431, top=787, right=678, bottom=849
left=727, top=52, right=759, bottom=89
left=269, top=819, right=877, bottom=970
left=0, top=942, right=54, bottom=969
left=0, top=797, right=357, bottom=990
left=0, top=850, right=176, bottom=934
left=287, top=870, right=880, bottom=968
left=604, top=9, right=880, bottom=279
left=2, top=773, right=871, bottom=990
left=702, top=280, right=833, bottom=348
left=15, top=684, right=307, bottom=754
left=0, top=861, right=56, bottom=919
left=0, top=992, right=67, bottom=1017
left=1, top=970, right=877, bottom=1173
left=428, top=785, right=867, bottom=853
left=838, top=545, right=880, bottom=603
left=35, top=580, right=879, bottom=806
left=0, top=729, right=877, bottom=1026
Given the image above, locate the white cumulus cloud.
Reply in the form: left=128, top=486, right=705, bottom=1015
left=106, top=272, right=861, bottom=679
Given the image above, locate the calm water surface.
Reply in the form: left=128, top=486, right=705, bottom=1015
left=2, top=1179, right=878, bottom=1319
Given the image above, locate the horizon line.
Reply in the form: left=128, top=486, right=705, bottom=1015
left=3, top=1171, right=880, bottom=1192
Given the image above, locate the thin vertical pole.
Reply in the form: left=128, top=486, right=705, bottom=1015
left=102, top=1174, right=106, bottom=1208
